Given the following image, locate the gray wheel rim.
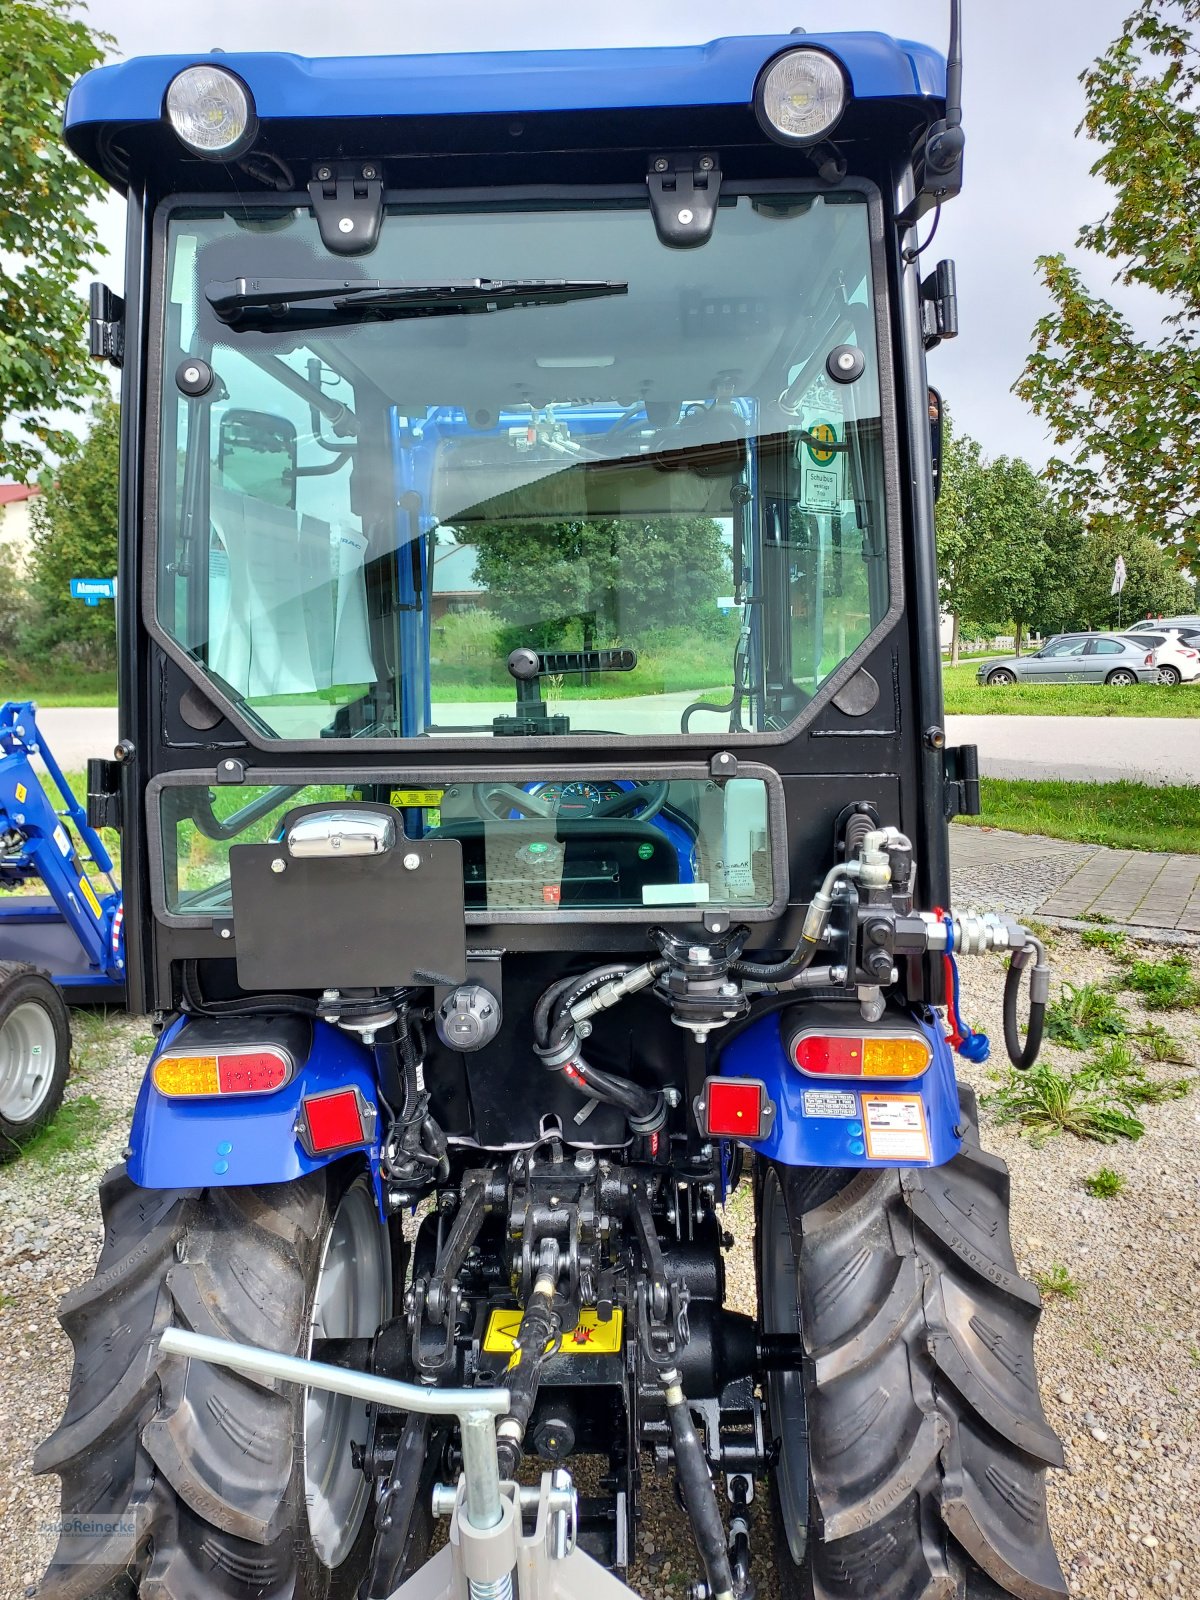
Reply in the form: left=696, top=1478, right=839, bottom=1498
left=1159, top=667, right=1179, bottom=685
left=0, top=999, right=58, bottom=1124
left=1110, top=670, right=1135, bottom=685
left=988, top=670, right=1014, bottom=685
left=761, top=1170, right=809, bottom=1566
left=305, top=1176, right=389, bottom=1568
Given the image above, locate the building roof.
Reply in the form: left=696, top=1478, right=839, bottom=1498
left=0, top=484, right=41, bottom=507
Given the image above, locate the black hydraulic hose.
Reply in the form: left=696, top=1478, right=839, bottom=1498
left=665, top=1384, right=735, bottom=1600
left=1004, top=952, right=1046, bottom=1071
left=729, top=936, right=820, bottom=985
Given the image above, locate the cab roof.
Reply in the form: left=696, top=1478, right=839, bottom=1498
left=65, top=32, right=947, bottom=187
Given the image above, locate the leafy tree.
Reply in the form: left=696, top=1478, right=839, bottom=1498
left=1016, top=0, right=1200, bottom=569
left=934, top=417, right=990, bottom=664
left=0, top=0, right=111, bottom=481
left=1026, top=500, right=1087, bottom=640
left=28, top=398, right=119, bottom=667
left=469, top=516, right=730, bottom=652
left=958, top=457, right=1054, bottom=656
left=1069, top=516, right=1194, bottom=630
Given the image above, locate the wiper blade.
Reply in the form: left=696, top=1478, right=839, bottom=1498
left=206, top=277, right=628, bottom=330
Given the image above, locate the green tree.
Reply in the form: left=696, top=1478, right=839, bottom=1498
left=935, top=418, right=990, bottom=664
left=958, top=457, right=1054, bottom=656
left=1015, top=0, right=1200, bottom=569
left=470, top=516, right=730, bottom=650
left=1070, top=516, right=1194, bottom=630
left=28, top=398, right=119, bottom=667
left=1027, top=500, right=1087, bottom=640
left=0, top=0, right=111, bottom=481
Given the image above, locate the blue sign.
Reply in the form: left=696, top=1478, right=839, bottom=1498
left=70, top=577, right=117, bottom=607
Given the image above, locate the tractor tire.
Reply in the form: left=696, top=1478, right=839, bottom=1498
left=0, top=962, right=71, bottom=1159
left=35, top=1161, right=390, bottom=1600
left=758, top=1086, right=1067, bottom=1600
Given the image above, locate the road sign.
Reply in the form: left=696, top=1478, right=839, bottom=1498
left=70, top=577, right=117, bottom=607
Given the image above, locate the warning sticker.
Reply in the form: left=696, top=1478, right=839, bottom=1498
left=389, top=789, right=444, bottom=808
left=14, top=783, right=26, bottom=803
left=53, top=825, right=71, bottom=858
left=861, top=1094, right=931, bottom=1162
left=483, top=1306, right=623, bottom=1358
left=79, top=876, right=103, bottom=919
left=802, top=1088, right=858, bottom=1119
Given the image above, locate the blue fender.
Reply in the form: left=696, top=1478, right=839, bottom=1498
left=128, top=1017, right=384, bottom=1205
left=718, top=1010, right=962, bottom=1169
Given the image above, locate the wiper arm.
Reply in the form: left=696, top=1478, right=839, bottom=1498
left=206, top=277, right=628, bottom=330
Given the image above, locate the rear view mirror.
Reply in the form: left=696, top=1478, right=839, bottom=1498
left=928, top=387, right=943, bottom=500
left=218, top=408, right=297, bottom=508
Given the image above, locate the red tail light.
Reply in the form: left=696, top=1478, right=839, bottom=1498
left=1145, top=654, right=1155, bottom=665
left=790, top=1029, right=932, bottom=1079
left=153, top=1045, right=292, bottom=1097
left=298, top=1086, right=377, bottom=1155
left=699, top=1077, right=774, bottom=1140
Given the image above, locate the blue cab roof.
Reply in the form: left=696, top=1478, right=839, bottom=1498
left=65, top=32, right=946, bottom=167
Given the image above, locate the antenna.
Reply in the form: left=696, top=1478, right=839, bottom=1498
left=945, top=0, right=962, bottom=128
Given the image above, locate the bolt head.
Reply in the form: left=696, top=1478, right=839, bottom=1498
left=338, top=216, right=355, bottom=234
left=403, top=852, right=421, bottom=871
left=699, top=156, right=714, bottom=171
left=362, top=164, right=378, bottom=179
left=654, top=158, right=669, bottom=173
left=677, top=208, right=694, bottom=226
left=183, top=365, right=200, bottom=384
left=219, top=927, right=232, bottom=940
left=270, top=857, right=286, bottom=874
left=316, top=165, right=333, bottom=181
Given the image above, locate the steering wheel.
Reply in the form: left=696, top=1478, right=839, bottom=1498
left=476, top=781, right=670, bottom=824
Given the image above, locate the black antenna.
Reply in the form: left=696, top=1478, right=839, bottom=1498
left=944, top=0, right=962, bottom=128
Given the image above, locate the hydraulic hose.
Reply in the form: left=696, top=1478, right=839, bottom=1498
left=729, top=862, right=856, bottom=983
left=533, top=961, right=668, bottom=1129
left=663, top=1380, right=734, bottom=1600
left=1003, top=943, right=1048, bottom=1071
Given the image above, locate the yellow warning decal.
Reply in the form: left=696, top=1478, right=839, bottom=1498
left=14, top=783, right=26, bottom=803
left=79, top=876, right=103, bottom=919
left=390, top=789, right=444, bottom=809
left=483, top=1306, right=623, bottom=1357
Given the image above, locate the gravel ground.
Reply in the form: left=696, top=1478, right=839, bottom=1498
left=2, top=937, right=1198, bottom=1599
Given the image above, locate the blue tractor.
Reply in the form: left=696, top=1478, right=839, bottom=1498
left=37, top=12, right=1069, bottom=1600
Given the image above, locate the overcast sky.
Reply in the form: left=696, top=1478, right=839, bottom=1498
left=80, top=0, right=1157, bottom=466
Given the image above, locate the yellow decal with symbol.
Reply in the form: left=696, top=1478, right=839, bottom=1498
left=483, top=1306, right=623, bottom=1358
left=14, top=783, right=26, bottom=803
left=390, top=789, right=445, bottom=809
left=805, top=418, right=839, bottom=465
left=79, top=876, right=103, bottom=919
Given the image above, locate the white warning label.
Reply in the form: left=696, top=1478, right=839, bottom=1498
left=861, top=1094, right=931, bottom=1162
left=802, top=1088, right=858, bottom=1120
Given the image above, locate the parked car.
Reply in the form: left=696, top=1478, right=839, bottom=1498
left=977, top=632, right=1160, bottom=686
left=1126, top=615, right=1200, bottom=633
left=1123, top=630, right=1200, bottom=685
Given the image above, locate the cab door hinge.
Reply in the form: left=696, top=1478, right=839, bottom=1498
left=308, top=162, right=384, bottom=256
left=921, top=259, right=958, bottom=350
left=943, top=743, right=981, bottom=819
left=647, top=153, right=722, bottom=248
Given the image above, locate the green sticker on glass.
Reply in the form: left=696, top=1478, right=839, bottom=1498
left=528, top=841, right=550, bottom=855
left=637, top=842, right=654, bottom=860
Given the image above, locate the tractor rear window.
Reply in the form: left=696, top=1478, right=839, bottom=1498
left=156, top=191, right=890, bottom=743
left=155, top=777, right=777, bottom=920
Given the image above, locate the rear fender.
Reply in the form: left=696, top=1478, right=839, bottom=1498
left=718, top=1009, right=962, bottom=1169
left=128, top=1016, right=384, bottom=1207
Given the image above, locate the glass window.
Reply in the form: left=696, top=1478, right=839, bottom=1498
left=160, top=776, right=774, bottom=916
left=157, top=191, right=890, bottom=741
left=1092, top=639, right=1124, bottom=655
left=1041, top=638, right=1083, bottom=657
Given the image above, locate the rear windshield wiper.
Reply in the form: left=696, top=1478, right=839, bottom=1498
left=206, top=277, right=628, bottom=330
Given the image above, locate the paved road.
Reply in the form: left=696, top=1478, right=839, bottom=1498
left=945, top=714, right=1198, bottom=787
left=29, top=707, right=1200, bottom=789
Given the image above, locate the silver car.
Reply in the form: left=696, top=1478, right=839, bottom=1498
left=976, top=632, right=1160, bottom=686
left=1126, top=615, right=1200, bottom=633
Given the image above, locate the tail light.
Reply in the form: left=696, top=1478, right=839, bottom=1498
left=152, top=1045, right=292, bottom=1097
left=698, top=1077, right=775, bottom=1140
left=789, top=1029, right=932, bottom=1079
left=297, top=1086, right=377, bottom=1155
left=1145, top=653, right=1156, bottom=665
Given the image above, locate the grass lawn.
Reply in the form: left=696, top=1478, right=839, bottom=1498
left=958, top=778, right=1200, bottom=856
left=942, top=662, right=1200, bottom=717
left=1, top=670, right=117, bottom=708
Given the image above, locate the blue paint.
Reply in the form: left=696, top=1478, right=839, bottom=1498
left=129, top=1016, right=384, bottom=1210
left=66, top=35, right=947, bottom=155
left=719, top=1009, right=962, bottom=1169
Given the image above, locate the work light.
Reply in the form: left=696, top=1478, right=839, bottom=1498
left=754, top=49, right=847, bottom=146
left=165, top=65, right=258, bottom=160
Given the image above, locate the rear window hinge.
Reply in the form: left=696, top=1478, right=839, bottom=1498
left=308, top=161, right=384, bottom=256
left=646, top=153, right=722, bottom=248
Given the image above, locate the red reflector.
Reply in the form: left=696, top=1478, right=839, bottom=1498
left=217, top=1050, right=289, bottom=1094
left=793, top=1034, right=863, bottom=1076
left=701, top=1077, right=773, bottom=1140
left=300, top=1088, right=373, bottom=1155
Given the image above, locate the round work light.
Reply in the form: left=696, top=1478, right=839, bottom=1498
left=755, top=49, right=847, bottom=146
left=165, top=65, right=258, bottom=160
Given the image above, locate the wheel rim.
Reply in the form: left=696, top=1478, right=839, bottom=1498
left=1110, top=671, right=1135, bottom=686
left=305, top=1176, right=389, bottom=1568
left=1159, top=667, right=1180, bottom=685
left=761, top=1170, right=809, bottom=1566
left=988, top=670, right=1014, bottom=685
left=0, top=1000, right=58, bottom=1124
